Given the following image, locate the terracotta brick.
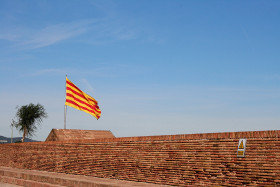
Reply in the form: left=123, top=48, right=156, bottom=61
left=1, top=130, right=280, bottom=186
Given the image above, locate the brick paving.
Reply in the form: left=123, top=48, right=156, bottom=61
left=0, top=166, right=171, bottom=187
left=0, top=182, right=21, bottom=187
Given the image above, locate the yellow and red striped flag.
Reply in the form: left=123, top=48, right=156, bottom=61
left=65, top=77, right=101, bottom=119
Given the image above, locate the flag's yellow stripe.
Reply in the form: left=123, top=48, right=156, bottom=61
left=66, top=94, right=100, bottom=113
left=67, top=84, right=97, bottom=104
left=66, top=89, right=93, bottom=107
left=65, top=77, right=101, bottom=119
left=65, top=102, right=100, bottom=119
left=66, top=83, right=100, bottom=111
left=66, top=81, right=98, bottom=106
left=66, top=77, right=98, bottom=104
left=65, top=97, right=101, bottom=118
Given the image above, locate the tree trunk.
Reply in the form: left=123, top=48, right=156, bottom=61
left=22, top=127, right=27, bottom=142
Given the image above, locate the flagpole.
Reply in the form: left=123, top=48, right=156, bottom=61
left=11, top=124, right=13, bottom=143
left=64, top=105, right=67, bottom=129
left=64, top=75, right=67, bottom=129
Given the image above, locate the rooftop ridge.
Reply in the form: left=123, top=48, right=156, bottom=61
left=4, top=129, right=280, bottom=146
left=45, top=129, right=115, bottom=142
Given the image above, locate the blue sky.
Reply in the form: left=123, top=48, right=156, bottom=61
left=1, top=0, right=280, bottom=141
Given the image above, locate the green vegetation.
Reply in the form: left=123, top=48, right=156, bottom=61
left=11, top=103, right=47, bottom=142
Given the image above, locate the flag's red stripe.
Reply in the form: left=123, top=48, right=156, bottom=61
left=88, top=97, right=97, bottom=103
left=66, top=93, right=100, bottom=112
left=66, top=87, right=88, bottom=103
left=66, top=80, right=82, bottom=93
left=66, top=99, right=101, bottom=118
left=66, top=86, right=98, bottom=106
left=66, top=93, right=100, bottom=113
left=66, top=83, right=98, bottom=105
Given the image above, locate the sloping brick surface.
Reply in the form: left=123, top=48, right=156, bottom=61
left=45, top=129, right=115, bottom=141
left=0, top=182, right=22, bottom=187
left=0, top=166, right=169, bottom=187
left=1, top=130, right=280, bottom=186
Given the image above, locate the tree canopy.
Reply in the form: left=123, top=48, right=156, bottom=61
left=12, top=103, right=47, bottom=142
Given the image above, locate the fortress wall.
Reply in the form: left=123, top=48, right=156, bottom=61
left=0, top=130, right=280, bottom=186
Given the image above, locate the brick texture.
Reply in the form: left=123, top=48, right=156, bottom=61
left=45, top=129, right=115, bottom=141
left=1, top=130, right=280, bottom=186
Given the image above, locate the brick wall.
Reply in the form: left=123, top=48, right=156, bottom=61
left=0, top=130, right=280, bottom=186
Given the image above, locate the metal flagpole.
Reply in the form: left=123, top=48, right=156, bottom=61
left=64, top=105, right=67, bottom=129
left=64, top=75, right=67, bottom=129
left=11, top=124, right=13, bottom=143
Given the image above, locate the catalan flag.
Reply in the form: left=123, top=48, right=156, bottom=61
left=65, top=77, right=101, bottom=119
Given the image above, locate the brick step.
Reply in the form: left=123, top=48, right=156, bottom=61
left=0, top=166, right=171, bottom=187
left=0, top=175, right=63, bottom=187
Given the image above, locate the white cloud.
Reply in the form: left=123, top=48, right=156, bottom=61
left=32, top=69, right=67, bottom=76
left=1, top=17, right=137, bottom=50
left=0, top=33, right=20, bottom=41
left=0, top=1, right=148, bottom=51
left=15, top=19, right=95, bottom=49
left=80, top=78, right=96, bottom=95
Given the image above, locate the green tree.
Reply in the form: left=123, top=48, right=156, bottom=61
left=12, top=103, right=47, bottom=142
